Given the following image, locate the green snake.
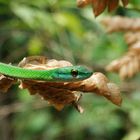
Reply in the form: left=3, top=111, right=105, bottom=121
left=0, top=62, right=93, bottom=82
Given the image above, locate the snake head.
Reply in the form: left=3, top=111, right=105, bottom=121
left=52, top=66, right=93, bottom=82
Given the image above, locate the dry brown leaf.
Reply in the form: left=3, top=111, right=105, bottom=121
left=92, top=0, right=108, bottom=17
left=108, top=0, right=119, bottom=12
left=0, top=75, right=16, bottom=93
left=101, top=16, right=140, bottom=32
left=77, top=0, right=129, bottom=16
left=102, top=16, right=140, bottom=79
left=19, top=56, right=122, bottom=111
left=20, top=73, right=122, bottom=110
left=0, top=56, right=122, bottom=112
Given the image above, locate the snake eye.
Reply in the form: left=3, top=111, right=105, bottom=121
left=71, top=69, right=78, bottom=77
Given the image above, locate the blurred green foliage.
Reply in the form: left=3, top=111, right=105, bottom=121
left=0, top=0, right=140, bottom=140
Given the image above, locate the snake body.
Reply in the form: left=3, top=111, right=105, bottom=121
left=0, top=62, right=92, bottom=82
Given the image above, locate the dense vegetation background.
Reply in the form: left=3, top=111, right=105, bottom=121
left=0, top=0, right=140, bottom=140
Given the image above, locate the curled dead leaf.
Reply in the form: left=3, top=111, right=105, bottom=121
left=19, top=56, right=122, bottom=109
left=0, top=56, right=122, bottom=112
